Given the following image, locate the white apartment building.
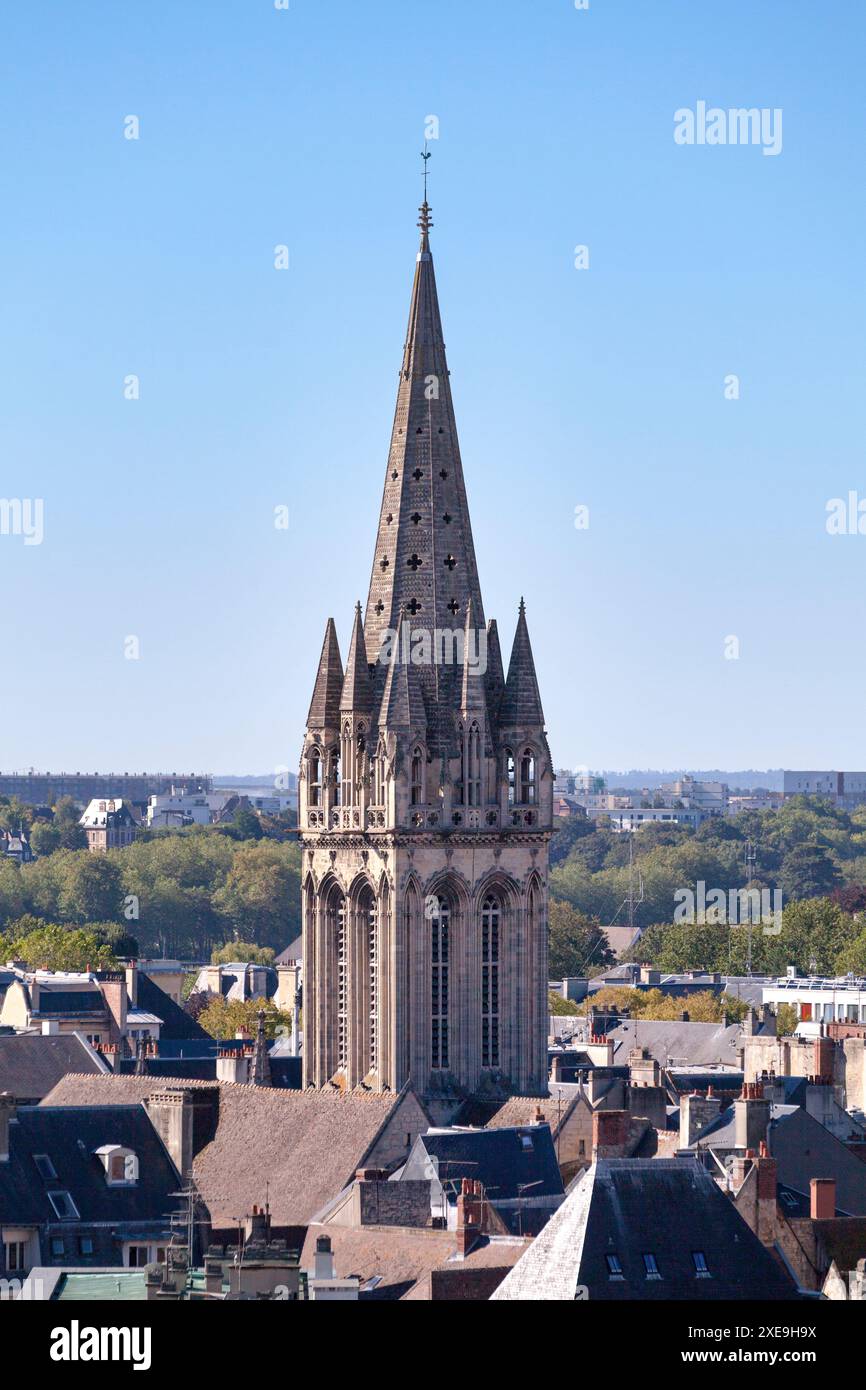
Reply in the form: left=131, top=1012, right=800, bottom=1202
left=763, top=975, right=866, bottom=1025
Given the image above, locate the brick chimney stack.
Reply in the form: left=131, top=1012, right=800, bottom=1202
left=810, top=1178, right=836, bottom=1221
left=456, top=1178, right=484, bottom=1256
left=735, top=1082, right=771, bottom=1152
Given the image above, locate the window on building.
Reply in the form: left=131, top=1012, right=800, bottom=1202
left=467, top=723, right=481, bottom=807
left=33, top=1154, right=57, bottom=1181
left=4, top=1241, right=26, bottom=1271
left=605, top=1254, right=623, bottom=1277
left=364, top=891, right=379, bottom=1075
left=79, top=1237, right=94, bottom=1256
left=127, top=1245, right=150, bottom=1268
left=308, top=749, right=322, bottom=807
left=519, top=750, right=536, bottom=805
left=47, top=1191, right=79, bottom=1220
left=335, top=895, right=348, bottom=1070
left=506, top=751, right=516, bottom=805
left=692, top=1251, right=710, bottom=1276
left=431, top=897, right=450, bottom=1070
left=481, top=896, right=500, bottom=1068
left=50, top=1238, right=65, bottom=1257
left=411, top=748, right=425, bottom=805
left=330, top=749, right=341, bottom=806
left=642, top=1253, right=660, bottom=1278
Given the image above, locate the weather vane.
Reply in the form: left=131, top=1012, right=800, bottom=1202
left=421, top=140, right=431, bottom=201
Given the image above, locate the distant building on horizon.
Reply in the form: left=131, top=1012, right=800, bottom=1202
left=0, top=771, right=211, bottom=809
left=79, top=798, right=137, bottom=852
left=783, top=771, right=866, bottom=811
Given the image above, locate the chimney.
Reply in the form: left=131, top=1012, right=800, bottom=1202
left=456, top=1178, right=484, bottom=1257
left=734, top=1082, right=771, bottom=1152
left=679, top=1091, right=722, bottom=1148
left=532, top=1104, right=545, bottom=1124
left=145, top=1088, right=195, bottom=1177
left=203, top=1255, right=223, bottom=1297
left=810, top=1178, right=836, bottom=1221
left=99, top=973, right=128, bottom=1042
left=125, top=964, right=138, bottom=1007
left=0, top=1092, right=15, bottom=1162
left=813, top=1036, right=834, bottom=1085
left=216, top=1048, right=250, bottom=1084
left=314, top=1235, right=336, bottom=1282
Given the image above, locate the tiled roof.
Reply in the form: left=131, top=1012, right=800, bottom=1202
left=0, top=1032, right=104, bottom=1101
left=41, top=1074, right=414, bottom=1226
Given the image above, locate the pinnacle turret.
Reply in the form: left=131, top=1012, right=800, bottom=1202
left=340, top=603, right=374, bottom=714
left=306, top=618, right=343, bottom=730
left=500, top=598, right=545, bottom=729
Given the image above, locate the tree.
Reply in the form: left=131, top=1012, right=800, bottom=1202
left=775, top=1003, right=798, bottom=1037
left=0, top=920, right=119, bottom=971
left=548, top=899, right=613, bottom=979
left=213, top=841, right=301, bottom=950
left=548, top=991, right=580, bottom=1016
left=210, top=942, right=275, bottom=965
left=196, top=994, right=292, bottom=1041
left=0, top=796, right=34, bottom=832
left=53, top=797, right=87, bottom=851
left=29, top=821, right=62, bottom=857
left=780, top=845, right=842, bottom=901
left=834, top=929, right=866, bottom=977
left=226, top=806, right=264, bottom=841
left=58, top=853, right=125, bottom=924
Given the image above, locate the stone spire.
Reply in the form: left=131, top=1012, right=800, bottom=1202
left=250, top=1009, right=272, bottom=1088
left=340, top=603, right=374, bottom=714
left=306, top=618, right=343, bottom=730
left=363, top=200, right=485, bottom=748
left=500, top=599, right=545, bottom=728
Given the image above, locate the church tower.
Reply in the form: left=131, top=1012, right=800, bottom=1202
left=300, top=194, right=553, bottom=1104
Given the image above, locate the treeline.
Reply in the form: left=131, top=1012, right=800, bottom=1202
left=550, top=797, right=865, bottom=934
left=0, top=828, right=302, bottom=959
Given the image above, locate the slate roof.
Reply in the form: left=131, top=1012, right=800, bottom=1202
left=41, top=1074, right=422, bottom=1226
left=492, top=1159, right=801, bottom=1301
left=0, top=1032, right=105, bottom=1101
left=485, top=1094, right=577, bottom=1137
left=404, top=1125, right=564, bottom=1203
left=0, top=1104, right=182, bottom=1228
left=35, top=990, right=105, bottom=1016
left=605, top=1018, right=744, bottom=1068
left=135, top=971, right=209, bottom=1041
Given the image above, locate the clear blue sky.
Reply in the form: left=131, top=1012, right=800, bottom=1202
left=2, top=0, right=865, bottom=777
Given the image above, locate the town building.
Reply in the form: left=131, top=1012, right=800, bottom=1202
left=299, top=196, right=553, bottom=1105
left=783, top=771, right=866, bottom=810
left=79, top=798, right=138, bottom=851
left=0, top=772, right=211, bottom=809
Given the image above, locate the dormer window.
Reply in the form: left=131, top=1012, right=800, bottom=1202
left=95, top=1145, right=139, bottom=1185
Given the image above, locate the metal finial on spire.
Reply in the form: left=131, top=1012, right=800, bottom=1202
left=418, top=141, right=433, bottom=241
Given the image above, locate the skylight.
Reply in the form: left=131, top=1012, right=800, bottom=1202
left=47, top=1190, right=80, bottom=1220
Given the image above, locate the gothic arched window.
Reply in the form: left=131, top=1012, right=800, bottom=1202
left=506, top=750, right=516, bottom=806
left=481, top=896, right=501, bottom=1068
left=456, top=723, right=465, bottom=805
left=329, top=748, right=341, bottom=807
left=332, top=891, right=348, bottom=1070
left=430, top=896, right=450, bottom=1070
left=308, top=749, right=322, bottom=807
left=411, top=747, right=425, bottom=806
left=520, top=749, right=536, bottom=805
left=468, top=723, right=481, bottom=807
left=359, top=887, right=378, bottom=1075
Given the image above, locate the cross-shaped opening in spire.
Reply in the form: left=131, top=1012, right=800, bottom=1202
left=374, top=601, right=384, bottom=615
left=407, top=598, right=421, bottom=615
left=439, top=469, right=448, bottom=479
left=379, top=557, right=390, bottom=571
left=386, top=513, right=394, bottom=524
left=406, top=553, right=423, bottom=571
left=412, top=468, right=423, bottom=481
left=447, top=599, right=460, bottom=615
left=444, top=555, right=457, bottom=571
left=411, top=512, right=422, bottom=525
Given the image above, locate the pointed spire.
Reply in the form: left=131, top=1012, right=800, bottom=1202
left=306, top=618, right=343, bottom=729
left=364, top=191, right=485, bottom=751
left=484, top=618, right=506, bottom=722
left=340, top=603, right=374, bottom=714
left=500, top=598, right=546, bottom=728
left=460, top=598, right=487, bottom=717
left=378, top=608, right=428, bottom=732
left=250, top=1008, right=272, bottom=1088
